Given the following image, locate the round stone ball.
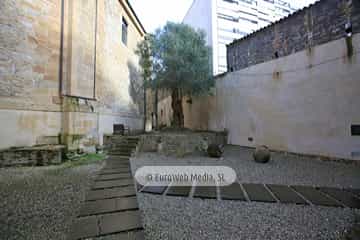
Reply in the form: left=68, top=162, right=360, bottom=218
left=253, top=146, right=271, bottom=163
left=207, top=144, right=224, bottom=158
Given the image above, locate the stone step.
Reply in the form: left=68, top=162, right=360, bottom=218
left=110, top=144, right=137, bottom=148
left=110, top=148, right=136, bottom=152
left=109, top=150, right=133, bottom=154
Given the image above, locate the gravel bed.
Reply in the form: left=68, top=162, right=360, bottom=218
left=0, top=163, right=102, bottom=240
left=131, top=146, right=360, bottom=188
left=131, top=146, right=360, bottom=239
left=138, top=193, right=360, bottom=240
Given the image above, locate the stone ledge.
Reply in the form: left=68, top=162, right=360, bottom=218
left=0, top=145, right=65, bottom=168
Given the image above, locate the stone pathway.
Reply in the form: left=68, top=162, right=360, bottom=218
left=68, top=135, right=360, bottom=239
left=68, top=137, right=144, bottom=240
left=138, top=182, right=360, bottom=209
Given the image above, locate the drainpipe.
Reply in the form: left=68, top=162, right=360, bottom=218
left=59, top=0, right=65, bottom=145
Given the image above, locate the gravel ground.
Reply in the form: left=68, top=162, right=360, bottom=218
left=132, top=146, right=360, bottom=188
left=138, top=194, right=360, bottom=240
left=131, top=146, right=360, bottom=239
left=0, top=163, right=102, bottom=240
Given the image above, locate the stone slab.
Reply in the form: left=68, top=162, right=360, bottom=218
left=99, top=168, right=131, bottom=175
left=141, top=186, right=167, bottom=195
left=345, top=188, right=360, bottom=198
left=193, top=186, right=217, bottom=199
left=319, top=187, right=360, bottom=209
left=68, top=216, right=99, bottom=240
left=96, top=173, right=132, bottom=181
left=243, top=184, right=276, bottom=203
left=219, top=183, right=246, bottom=201
left=79, top=198, right=116, bottom=217
left=78, top=197, right=138, bottom=217
left=292, top=186, right=341, bottom=207
left=92, top=179, right=134, bottom=190
left=109, top=153, right=132, bottom=157
left=267, top=184, right=308, bottom=205
left=105, top=163, right=131, bottom=168
left=86, top=186, right=136, bottom=201
left=166, top=186, right=192, bottom=197
left=107, top=156, right=131, bottom=161
left=116, top=197, right=139, bottom=212
left=99, top=211, right=143, bottom=235
left=95, top=231, right=144, bottom=240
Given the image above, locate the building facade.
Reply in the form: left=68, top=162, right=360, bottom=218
left=183, top=0, right=299, bottom=74
left=0, top=0, right=146, bottom=151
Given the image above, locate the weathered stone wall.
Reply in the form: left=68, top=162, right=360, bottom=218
left=0, top=0, right=145, bottom=151
left=185, top=33, right=360, bottom=160
left=138, top=132, right=227, bottom=157
left=227, top=0, right=360, bottom=71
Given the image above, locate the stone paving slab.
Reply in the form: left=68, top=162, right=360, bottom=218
left=109, top=153, right=132, bottom=157
left=79, top=197, right=138, bottom=217
left=267, top=184, right=308, bottom=205
left=79, top=198, right=116, bottom=217
left=99, top=211, right=143, bottom=236
left=96, top=173, right=132, bottom=181
left=68, top=216, right=99, bottom=240
left=345, top=188, right=360, bottom=198
left=93, top=231, right=145, bottom=240
left=243, top=183, right=276, bottom=203
left=105, top=163, right=131, bottom=168
left=219, top=183, right=246, bottom=201
left=99, top=168, right=131, bottom=175
left=318, top=187, right=360, bottom=208
left=292, top=186, right=341, bottom=207
left=107, top=155, right=131, bottom=159
left=69, top=137, right=143, bottom=240
left=86, top=186, right=136, bottom=201
left=141, top=185, right=167, bottom=195
left=193, top=186, right=217, bottom=199
left=166, top=186, right=192, bottom=197
left=92, top=179, right=134, bottom=190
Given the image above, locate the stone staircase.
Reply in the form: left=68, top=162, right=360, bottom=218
left=107, top=136, right=140, bottom=157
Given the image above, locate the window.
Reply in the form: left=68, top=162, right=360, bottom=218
left=351, top=125, right=360, bottom=136
left=122, top=17, right=128, bottom=45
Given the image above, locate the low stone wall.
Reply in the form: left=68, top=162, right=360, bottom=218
left=0, top=145, right=65, bottom=167
left=138, top=131, right=228, bottom=157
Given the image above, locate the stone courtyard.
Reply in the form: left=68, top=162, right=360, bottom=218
left=1, top=0, right=360, bottom=239
left=1, top=138, right=359, bottom=239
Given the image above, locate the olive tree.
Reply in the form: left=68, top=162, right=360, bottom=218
left=136, top=22, right=213, bottom=128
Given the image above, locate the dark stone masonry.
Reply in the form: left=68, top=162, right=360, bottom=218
left=227, top=0, right=360, bottom=71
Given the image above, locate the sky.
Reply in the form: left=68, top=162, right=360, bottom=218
left=129, top=0, right=318, bottom=33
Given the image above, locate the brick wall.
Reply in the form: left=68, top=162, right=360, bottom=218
left=227, top=0, right=360, bottom=71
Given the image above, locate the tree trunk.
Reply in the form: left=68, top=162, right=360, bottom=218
left=171, top=88, right=184, bottom=128
left=154, top=87, right=158, bottom=130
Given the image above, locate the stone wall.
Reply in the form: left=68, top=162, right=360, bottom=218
left=0, top=0, right=145, bottom=151
left=227, top=0, right=360, bottom=71
left=138, top=132, right=228, bottom=157
left=182, top=33, right=360, bottom=160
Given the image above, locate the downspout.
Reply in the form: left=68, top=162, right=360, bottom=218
left=93, top=0, right=98, bottom=99
left=59, top=0, right=65, bottom=145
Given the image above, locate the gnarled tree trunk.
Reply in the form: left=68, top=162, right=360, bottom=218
left=171, top=88, right=184, bottom=128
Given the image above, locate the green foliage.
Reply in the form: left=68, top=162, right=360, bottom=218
left=135, top=36, right=153, bottom=88
left=61, top=153, right=105, bottom=169
left=136, top=22, right=213, bottom=95
left=154, top=22, right=213, bottom=94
